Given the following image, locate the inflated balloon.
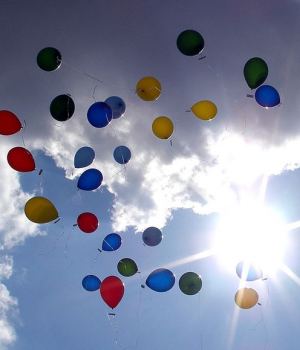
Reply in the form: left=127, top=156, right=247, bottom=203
left=50, top=94, right=75, bottom=122
left=82, top=275, right=101, bottom=291
left=7, top=147, right=35, bottom=172
left=191, top=100, right=217, bottom=121
left=142, top=227, right=163, bottom=247
left=37, top=47, right=62, bottom=71
left=87, top=102, right=112, bottom=128
left=236, top=261, right=263, bottom=281
left=152, top=116, right=174, bottom=139
left=102, top=233, right=122, bottom=251
left=179, top=272, right=202, bottom=295
left=105, top=96, right=126, bottom=119
left=24, top=196, right=59, bottom=224
left=113, top=146, right=131, bottom=164
left=77, top=212, right=98, bottom=233
left=100, top=276, right=124, bottom=309
left=235, top=288, right=258, bottom=309
left=176, top=29, right=205, bottom=56
left=117, top=258, right=138, bottom=277
left=146, top=268, right=175, bottom=292
left=77, top=169, right=103, bottom=191
left=0, top=110, right=22, bottom=135
left=243, top=57, right=268, bottom=90
left=136, top=77, right=161, bottom=101
left=74, top=146, right=95, bottom=168
left=255, top=85, right=280, bottom=108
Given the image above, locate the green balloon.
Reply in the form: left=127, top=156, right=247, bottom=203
left=37, top=47, right=62, bottom=71
left=243, top=57, right=268, bottom=89
left=179, top=272, right=202, bottom=295
left=176, top=30, right=204, bottom=56
left=50, top=94, right=75, bottom=122
left=117, top=258, right=138, bottom=277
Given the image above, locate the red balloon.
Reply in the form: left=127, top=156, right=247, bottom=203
left=77, top=212, right=98, bottom=233
left=0, top=110, right=22, bottom=135
left=100, top=276, right=124, bottom=309
left=7, top=147, right=35, bottom=172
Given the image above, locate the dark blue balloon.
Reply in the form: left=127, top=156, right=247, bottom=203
left=105, top=96, right=126, bottom=119
left=74, top=146, right=95, bottom=168
left=102, top=233, right=122, bottom=251
left=113, top=146, right=131, bottom=164
left=87, top=102, right=112, bottom=128
left=77, top=168, right=103, bottom=191
left=255, top=85, right=280, bottom=107
left=142, top=227, right=162, bottom=246
left=146, top=268, right=175, bottom=292
left=82, top=275, right=101, bottom=291
left=236, top=261, right=263, bottom=281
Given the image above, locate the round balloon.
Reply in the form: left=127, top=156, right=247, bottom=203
left=24, top=196, right=59, bottom=224
left=176, top=29, right=205, bottom=56
left=102, top=233, right=122, bottom=251
left=0, top=110, right=22, bottom=135
left=235, top=288, right=259, bottom=309
left=82, top=275, right=101, bottom=291
left=74, top=146, right=95, bottom=168
left=7, top=147, right=35, bottom=172
left=50, top=94, right=75, bottom=122
left=142, top=227, right=163, bottom=246
left=100, top=276, right=124, bottom=309
left=117, top=258, right=138, bottom=277
left=236, top=261, right=263, bottom=281
left=77, top=212, right=98, bottom=233
left=136, top=77, right=161, bottom=101
left=243, top=57, right=268, bottom=90
left=77, top=169, right=103, bottom=191
left=191, top=100, right=217, bottom=121
left=37, top=47, right=62, bottom=71
left=255, top=85, right=280, bottom=108
left=105, top=96, right=126, bottom=119
left=87, top=102, right=112, bottom=128
left=152, top=116, right=174, bottom=139
left=146, top=268, right=175, bottom=292
left=113, top=146, right=131, bottom=164
left=179, top=272, right=202, bottom=295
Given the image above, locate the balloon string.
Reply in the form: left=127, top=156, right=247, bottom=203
left=62, top=59, right=104, bottom=84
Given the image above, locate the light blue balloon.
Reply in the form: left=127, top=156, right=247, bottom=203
left=236, top=261, right=263, bottom=281
left=105, top=96, right=126, bottom=119
left=74, top=146, right=95, bottom=168
left=113, top=146, right=131, bottom=164
left=146, top=268, right=175, bottom=292
left=142, top=227, right=162, bottom=246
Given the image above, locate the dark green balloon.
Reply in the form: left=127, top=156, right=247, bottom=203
left=243, top=57, right=268, bottom=90
left=179, top=272, right=202, bottom=295
left=176, top=30, right=204, bottom=56
left=50, top=94, right=75, bottom=122
left=117, top=258, right=138, bottom=277
left=37, top=47, right=62, bottom=71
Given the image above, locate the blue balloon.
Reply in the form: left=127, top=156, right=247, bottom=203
left=77, top=168, right=103, bottom=191
left=113, top=146, right=131, bottom=164
left=255, top=85, right=280, bottom=107
left=236, top=261, right=263, bottom=281
left=82, top=275, right=101, bottom=291
left=142, top=227, right=162, bottom=246
left=102, top=233, right=122, bottom=251
left=74, top=146, right=95, bottom=168
left=105, top=96, right=126, bottom=119
left=146, top=268, right=175, bottom=292
left=87, top=102, right=112, bottom=128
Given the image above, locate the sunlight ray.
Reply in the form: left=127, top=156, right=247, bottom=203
left=164, top=249, right=215, bottom=270
left=280, top=263, right=300, bottom=287
left=285, top=220, right=300, bottom=232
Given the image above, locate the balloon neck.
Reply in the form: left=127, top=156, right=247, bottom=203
left=97, top=248, right=102, bottom=253
left=246, top=94, right=254, bottom=98
left=38, top=169, right=43, bottom=176
left=141, top=284, right=145, bottom=288
left=198, top=55, right=206, bottom=60
left=73, top=224, right=78, bottom=227
left=54, top=218, right=61, bottom=224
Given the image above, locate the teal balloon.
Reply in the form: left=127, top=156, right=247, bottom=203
left=74, top=147, right=95, bottom=168
left=105, top=96, right=126, bottom=119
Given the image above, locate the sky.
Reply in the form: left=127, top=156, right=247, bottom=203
left=2, top=0, right=300, bottom=349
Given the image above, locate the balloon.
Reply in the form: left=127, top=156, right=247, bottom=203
left=77, top=169, right=103, bottom=191
left=255, top=85, right=280, bottom=108
left=87, top=102, right=112, bottom=128
left=235, top=288, right=259, bottom=309
left=77, top=212, right=99, bottom=233
left=152, top=116, right=174, bottom=140
left=105, top=96, right=126, bottom=119
left=243, top=57, right=268, bottom=90
left=136, top=77, right=161, bottom=101
left=74, top=146, right=95, bottom=168
left=236, top=261, right=263, bottom=281
left=102, top=233, right=122, bottom=251
left=24, top=196, right=59, bottom=224
left=142, top=227, right=163, bottom=247
left=100, top=276, right=124, bottom=309
left=0, top=110, right=22, bottom=135
left=37, top=47, right=62, bottom=71
left=50, top=94, right=75, bottom=122
left=176, top=29, right=205, bottom=56
left=146, top=268, right=175, bottom=292
left=82, top=275, right=101, bottom=291
left=117, top=258, right=138, bottom=277
left=179, top=272, right=202, bottom=295
left=7, top=147, right=35, bottom=172
left=191, top=100, right=217, bottom=121
left=113, top=146, right=131, bottom=164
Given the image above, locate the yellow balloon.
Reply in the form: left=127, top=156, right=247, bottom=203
left=234, top=288, right=258, bottom=309
left=152, top=116, right=174, bottom=139
left=191, top=100, right=217, bottom=121
left=24, top=196, right=59, bottom=224
left=136, top=76, right=161, bottom=101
